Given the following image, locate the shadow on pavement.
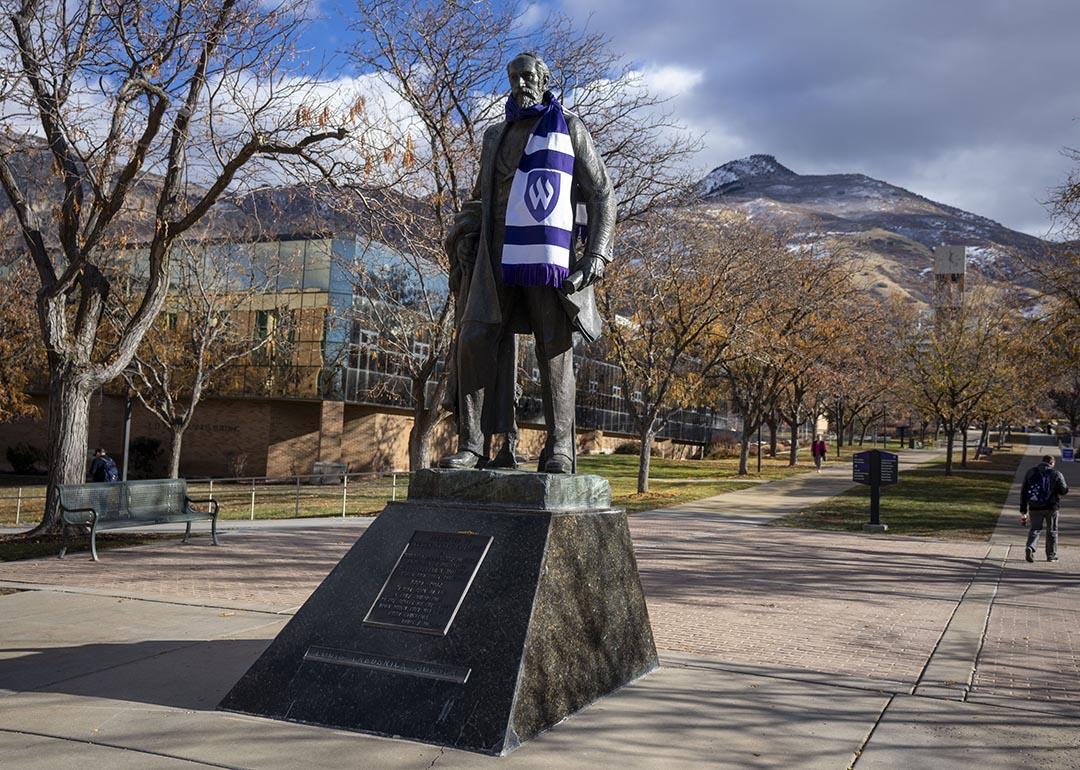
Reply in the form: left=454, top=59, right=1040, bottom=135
left=0, top=638, right=271, bottom=710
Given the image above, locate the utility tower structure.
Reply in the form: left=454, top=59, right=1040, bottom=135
left=932, top=245, right=966, bottom=316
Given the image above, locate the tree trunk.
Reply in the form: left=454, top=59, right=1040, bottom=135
left=738, top=424, right=754, bottom=476
left=767, top=416, right=778, bottom=458
left=944, top=423, right=955, bottom=475
left=858, top=421, right=869, bottom=446
left=961, top=423, right=969, bottom=469
left=34, top=373, right=94, bottom=533
left=408, top=405, right=438, bottom=471
left=168, top=429, right=185, bottom=479
left=979, top=423, right=990, bottom=454
left=637, top=429, right=654, bottom=493
left=834, top=404, right=843, bottom=454
left=787, top=419, right=799, bottom=466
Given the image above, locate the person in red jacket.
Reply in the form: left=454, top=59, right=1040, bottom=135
left=811, top=435, right=827, bottom=473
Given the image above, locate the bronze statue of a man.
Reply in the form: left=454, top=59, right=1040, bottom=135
left=440, top=52, right=616, bottom=474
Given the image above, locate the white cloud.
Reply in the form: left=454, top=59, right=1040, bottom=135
left=513, top=2, right=547, bottom=32
left=895, top=144, right=1064, bottom=238
left=553, top=0, right=1080, bottom=236
left=640, top=65, right=704, bottom=97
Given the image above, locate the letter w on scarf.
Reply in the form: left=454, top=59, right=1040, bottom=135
left=502, top=92, right=576, bottom=287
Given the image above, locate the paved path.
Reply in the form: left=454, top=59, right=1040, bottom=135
left=3, top=443, right=1080, bottom=768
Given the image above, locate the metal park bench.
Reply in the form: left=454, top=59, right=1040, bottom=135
left=57, top=479, right=220, bottom=561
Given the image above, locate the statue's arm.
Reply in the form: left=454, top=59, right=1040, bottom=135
left=568, top=116, right=616, bottom=264
left=470, top=125, right=500, bottom=203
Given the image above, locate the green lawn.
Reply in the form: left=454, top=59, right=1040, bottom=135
left=924, top=449, right=1025, bottom=475
left=770, top=469, right=1013, bottom=540
left=0, top=454, right=815, bottom=525
left=577, top=454, right=806, bottom=514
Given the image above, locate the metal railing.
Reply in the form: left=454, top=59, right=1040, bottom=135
left=0, top=470, right=410, bottom=528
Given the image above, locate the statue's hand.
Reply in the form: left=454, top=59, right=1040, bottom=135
left=579, top=254, right=606, bottom=287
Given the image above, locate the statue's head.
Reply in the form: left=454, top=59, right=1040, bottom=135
left=507, top=52, right=550, bottom=109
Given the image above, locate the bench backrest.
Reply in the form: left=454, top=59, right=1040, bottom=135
left=57, top=482, right=125, bottom=521
left=58, top=479, right=189, bottom=523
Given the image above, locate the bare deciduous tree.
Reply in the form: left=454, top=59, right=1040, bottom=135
left=0, top=254, right=40, bottom=422
left=0, top=0, right=361, bottom=531
left=597, top=211, right=769, bottom=492
left=769, top=242, right=863, bottom=466
left=896, top=286, right=1023, bottom=474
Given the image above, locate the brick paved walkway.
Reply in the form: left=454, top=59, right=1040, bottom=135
left=5, top=446, right=1077, bottom=712
left=0, top=528, right=362, bottom=613
left=635, top=523, right=987, bottom=684
left=969, top=442, right=1080, bottom=712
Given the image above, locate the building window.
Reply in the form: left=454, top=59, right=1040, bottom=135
left=255, top=310, right=276, bottom=340
left=160, top=312, right=178, bottom=331
left=532, top=367, right=540, bottom=381
left=348, top=326, right=378, bottom=368
left=412, top=341, right=430, bottom=359
left=612, top=385, right=622, bottom=398
left=632, top=390, right=643, bottom=403
left=589, top=380, right=598, bottom=393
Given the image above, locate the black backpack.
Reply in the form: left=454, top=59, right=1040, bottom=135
left=1028, top=467, right=1054, bottom=508
left=103, top=456, right=120, bottom=483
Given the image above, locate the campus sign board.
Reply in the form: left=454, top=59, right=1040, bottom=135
left=852, top=450, right=898, bottom=486
left=852, top=449, right=899, bottom=532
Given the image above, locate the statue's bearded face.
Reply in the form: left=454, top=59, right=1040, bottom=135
left=508, top=56, right=547, bottom=109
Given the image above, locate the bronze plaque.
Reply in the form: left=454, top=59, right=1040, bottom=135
left=363, top=530, right=492, bottom=636
left=304, top=646, right=471, bottom=684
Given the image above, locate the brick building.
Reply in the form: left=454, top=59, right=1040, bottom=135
left=0, top=233, right=733, bottom=478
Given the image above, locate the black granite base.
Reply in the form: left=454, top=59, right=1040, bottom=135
left=218, top=469, right=658, bottom=756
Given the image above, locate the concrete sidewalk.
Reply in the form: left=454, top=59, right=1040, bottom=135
left=2, top=441, right=1079, bottom=768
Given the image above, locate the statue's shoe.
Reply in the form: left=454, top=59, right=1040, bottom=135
left=439, top=450, right=482, bottom=469
left=543, top=454, right=573, bottom=474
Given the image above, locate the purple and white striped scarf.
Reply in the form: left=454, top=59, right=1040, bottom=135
left=501, top=92, right=577, bottom=287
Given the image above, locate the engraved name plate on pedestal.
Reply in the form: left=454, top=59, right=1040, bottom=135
left=363, top=530, right=492, bottom=635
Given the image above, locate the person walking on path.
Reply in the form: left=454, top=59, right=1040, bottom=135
left=811, top=435, right=828, bottom=473
left=88, top=448, right=119, bottom=483
left=1020, top=454, right=1068, bottom=562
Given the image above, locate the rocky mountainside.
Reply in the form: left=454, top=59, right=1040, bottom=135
left=694, top=154, right=1051, bottom=303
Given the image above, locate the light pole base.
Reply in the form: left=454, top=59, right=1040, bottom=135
left=863, top=523, right=888, bottom=533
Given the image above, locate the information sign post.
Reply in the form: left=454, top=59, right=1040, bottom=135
left=853, top=449, right=898, bottom=532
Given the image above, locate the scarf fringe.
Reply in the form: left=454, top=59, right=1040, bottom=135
left=501, top=263, right=569, bottom=287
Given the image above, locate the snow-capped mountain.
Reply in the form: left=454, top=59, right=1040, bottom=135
left=693, top=155, right=1052, bottom=302
left=698, top=154, right=797, bottom=196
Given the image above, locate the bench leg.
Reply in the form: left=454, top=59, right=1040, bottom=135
left=211, top=513, right=220, bottom=546
left=89, top=521, right=99, bottom=562
left=58, top=524, right=68, bottom=559
left=182, top=521, right=191, bottom=544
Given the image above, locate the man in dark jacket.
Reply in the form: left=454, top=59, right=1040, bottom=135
left=88, top=448, right=119, bottom=483
left=1020, top=454, right=1069, bottom=562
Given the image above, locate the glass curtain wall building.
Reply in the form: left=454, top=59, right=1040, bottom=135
left=162, top=234, right=734, bottom=446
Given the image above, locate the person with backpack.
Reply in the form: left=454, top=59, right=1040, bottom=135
left=811, top=435, right=828, bottom=473
left=1020, top=454, right=1069, bottom=563
left=88, top=448, right=120, bottom=483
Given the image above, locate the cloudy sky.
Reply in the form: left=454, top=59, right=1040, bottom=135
left=305, top=0, right=1080, bottom=238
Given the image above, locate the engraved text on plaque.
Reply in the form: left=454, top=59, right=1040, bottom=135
left=363, top=530, right=492, bottom=635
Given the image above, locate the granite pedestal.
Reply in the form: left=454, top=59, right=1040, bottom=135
left=218, top=468, right=658, bottom=756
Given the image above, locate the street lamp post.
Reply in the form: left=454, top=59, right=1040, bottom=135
left=756, top=422, right=762, bottom=474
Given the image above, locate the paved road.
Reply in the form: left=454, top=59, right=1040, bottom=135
left=2, top=442, right=1079, bottom=768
